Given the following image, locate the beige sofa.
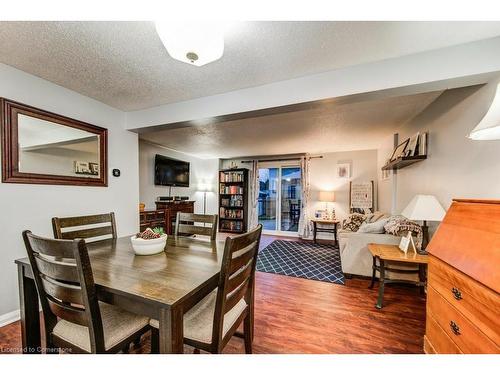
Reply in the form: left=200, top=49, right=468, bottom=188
left=338, top=230, right=400, bottom=277
left=338, top=216, right=419, bottom=281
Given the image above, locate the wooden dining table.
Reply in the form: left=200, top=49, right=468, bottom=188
left=15, top=235, right=225, bottom=354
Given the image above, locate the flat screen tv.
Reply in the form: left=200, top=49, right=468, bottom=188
left=154, top=154, right=190, bottom=187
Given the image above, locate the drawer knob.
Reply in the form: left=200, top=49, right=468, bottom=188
left=450, top=320, right=461, bottom=335
left=451, top=287, right=462, bottom=300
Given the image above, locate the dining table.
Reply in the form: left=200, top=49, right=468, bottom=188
left=15, top=235, right=225, bottom=354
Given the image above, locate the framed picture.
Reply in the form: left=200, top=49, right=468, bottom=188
left=315, top=210, right=327, bottom=219
left=390, top=138, right=410, bottom=161
left=336, top=163, right=350, bottom=179
left=74, top=161, right=90, bottom=174
left=398, top=232, right=416, bottom=254
left=89, top=162, right=99, bottom=175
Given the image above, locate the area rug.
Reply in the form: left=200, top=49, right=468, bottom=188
left=256, top=240, right=345, bottom=285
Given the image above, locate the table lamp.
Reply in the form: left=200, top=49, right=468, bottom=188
left=401, top=194, right=446, bottom=254
left=319, top=191, right=335, bottom=219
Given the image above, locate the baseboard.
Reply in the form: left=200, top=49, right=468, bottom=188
left=0, top=310, right=20, bottom=327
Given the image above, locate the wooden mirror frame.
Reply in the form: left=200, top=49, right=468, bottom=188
left=1, top=98, right=108, bottom=186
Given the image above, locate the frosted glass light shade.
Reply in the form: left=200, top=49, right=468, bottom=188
left=155, top=21, right=224, bottom=67
left=319, top=191, right=335, bottom=202
left=469, top=82, right=500, bottom=140
left=401, top=195, right=445, bottom=222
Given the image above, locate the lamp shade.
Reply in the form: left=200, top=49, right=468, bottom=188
left=197, top=181, right=213, bottom=192
left=401, top=195, right=445, bottom=222
left=469, top=82, right=500, bottom=140
left=319, top=191, right=335, bottom=202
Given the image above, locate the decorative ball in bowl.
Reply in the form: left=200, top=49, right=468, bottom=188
left=131, top=228, right=167, bottom=256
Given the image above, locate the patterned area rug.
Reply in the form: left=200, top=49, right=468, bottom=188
left=256, top=240, right=345, bottom=285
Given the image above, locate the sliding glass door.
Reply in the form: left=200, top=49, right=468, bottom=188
left=258, top=164, right=301, bottom=235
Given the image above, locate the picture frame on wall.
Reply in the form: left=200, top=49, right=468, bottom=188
left=406, top=133, right=420, bottom=156
left=390, top=138, right=410, bottom=161
left=336, top=163, right=350, bottom=179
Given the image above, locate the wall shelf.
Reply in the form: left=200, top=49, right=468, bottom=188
left=382, top=155, right=427, bottom=170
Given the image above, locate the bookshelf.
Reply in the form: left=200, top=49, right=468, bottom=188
left=218, top=168, right=249, bottom=233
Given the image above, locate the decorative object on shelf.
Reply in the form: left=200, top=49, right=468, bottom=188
left=406, top=132, right=420, bottom=156
left=131, top=227, right=167, bottom=256
left=401, top=194, right=446, bottom=254
left=390, top=138, right=410, bottom=161
left=336, top=162, right=350, bottom=179
left=219, top=168, right=249, bottom=233
left=349, top=181, right=374, bottom=213
left=469, top=82, right=500, bottom=140
left=318, top=190, right=336, bottom=219
left=139, top=203, right=145, bottom=212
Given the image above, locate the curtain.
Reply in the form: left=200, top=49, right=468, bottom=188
left=298, top=155, right=311, bottom=238
left=248, top=160, right=259, bottom=230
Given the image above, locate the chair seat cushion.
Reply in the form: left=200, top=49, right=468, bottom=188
left=150, top=289, right=247, bottom=344
left=52, top=302, right=149, bottom=352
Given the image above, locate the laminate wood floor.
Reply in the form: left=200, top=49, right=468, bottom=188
left=0, top=235, right=426, bottom=354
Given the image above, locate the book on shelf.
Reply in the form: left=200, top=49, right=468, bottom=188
left=219, top=207, right=244, bottom=219
left=220, top=185, right=244, bottom=194
left=219, top=171, right=245, bottom=182
left=221, top=196, right=243, bottom=207
left=220, top=220, right=243, bottom=232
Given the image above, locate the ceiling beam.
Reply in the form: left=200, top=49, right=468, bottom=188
left=126, top=36, right=500, bottom=132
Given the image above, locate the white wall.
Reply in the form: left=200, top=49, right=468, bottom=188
left=139, top=140, right=219, bottom=215
left=377, top=82, right=500, bottom=221
left=0, top=63, right=139, bottom=318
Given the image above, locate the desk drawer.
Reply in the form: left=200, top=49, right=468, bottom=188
left=428, top=256, right=500, bottom=345
left=425, top=313, right=462, bottom=354
left=427, top=286, right=499, bottom=353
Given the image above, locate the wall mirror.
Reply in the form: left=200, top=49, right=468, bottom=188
left=1, top=98, right=107, bottom=186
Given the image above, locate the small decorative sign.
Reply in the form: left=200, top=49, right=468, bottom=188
left=350, top=181, right=373, bottom=210
left=399, top=232, right=417, bottom=254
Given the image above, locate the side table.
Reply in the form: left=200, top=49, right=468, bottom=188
left=367, top=243, right=428, bottom=309
left=311, top=219, right=340, bottom=245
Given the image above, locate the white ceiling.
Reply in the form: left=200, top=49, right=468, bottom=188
left=139, top=90, right=443, bottom=159
left=0, top=21, right=499, bottom=111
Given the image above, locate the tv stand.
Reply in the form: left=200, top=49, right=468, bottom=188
left=155, top=200, right=195, bottom=235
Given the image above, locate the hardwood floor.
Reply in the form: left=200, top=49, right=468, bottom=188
left=0, top=235, right=426, bottom=354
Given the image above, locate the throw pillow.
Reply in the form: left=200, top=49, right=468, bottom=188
left=384, top=215, right=423, bottom=249
left=342, top=213, right=365, bottom=232
left=357, top=218, right=389, bottom=234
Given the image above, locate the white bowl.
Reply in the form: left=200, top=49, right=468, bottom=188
left=130, top=234, right=167, bottom=256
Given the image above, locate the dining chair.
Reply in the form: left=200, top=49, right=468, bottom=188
left=175, top=212, right=219, bottom=240
left=22, top=230, right=151, bottom=353
left=52, top=212, right=117, bottom=242
left=150, top=224, right=263, bottom=354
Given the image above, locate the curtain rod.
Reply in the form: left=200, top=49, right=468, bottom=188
left=240, top=155, right=323, bottom=163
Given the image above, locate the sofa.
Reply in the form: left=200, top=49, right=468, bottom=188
left=338, top=212, right=420, bottom=281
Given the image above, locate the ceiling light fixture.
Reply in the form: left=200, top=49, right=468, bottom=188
left=155, top=21, right=225, bottom=67
left=469, top=82, right=500, bottom=140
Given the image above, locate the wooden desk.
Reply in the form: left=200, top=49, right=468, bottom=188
left=15, top=236, right=223, bottom=354
left=368, top=243, right=428, bottom=309
left=311, top=219, right=340, bottom=244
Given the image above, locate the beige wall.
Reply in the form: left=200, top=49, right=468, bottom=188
left=139, top=140, right=219, bottom=215
left=377, top=82, right=500, bottom=221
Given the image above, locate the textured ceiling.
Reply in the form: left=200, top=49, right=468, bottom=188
left=139, top=91, right=443, bottom=159
left=0, top=21, right=499, bottom=111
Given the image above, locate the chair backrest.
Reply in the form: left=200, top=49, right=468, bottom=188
left=175, top=212, right=218, bottom=240
left=52, top=212, right=117, bottom=242
left=212, top=224, right=262, bottom=350
left=22, top=231, right=104, bottom=353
